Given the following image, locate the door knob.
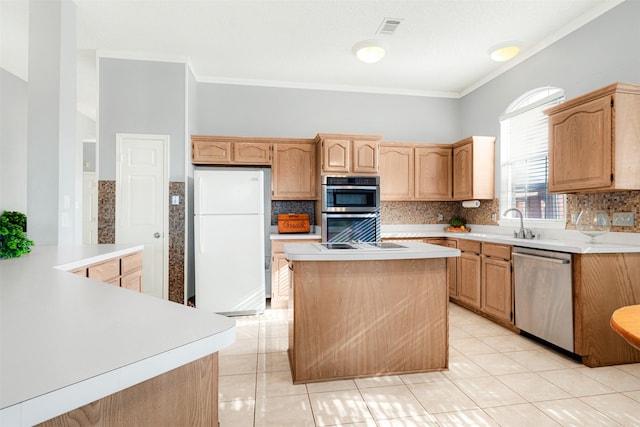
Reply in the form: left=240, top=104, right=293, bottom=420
left=154, top=232, right=161, bottom=238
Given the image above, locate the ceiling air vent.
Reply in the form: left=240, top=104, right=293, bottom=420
left=376, top=18, right=403, bottom=36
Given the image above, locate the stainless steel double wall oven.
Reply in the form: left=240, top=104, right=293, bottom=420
left=321, top=175, right=381, bottom=243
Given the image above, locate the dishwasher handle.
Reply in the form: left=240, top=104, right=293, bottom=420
left=513, top=252, right=570, bottom=264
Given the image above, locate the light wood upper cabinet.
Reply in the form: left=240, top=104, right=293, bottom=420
left=415, top=146, right=452, bottom=200
left=234, top=142, right=272, bottom=164
left=316, top=134, right=382, bottom=175
left=321, top=138, right=350, bottom=173
left=272, top=141, right=317, bottom=200
left=379, top=144, right=414, bottom=200
left=352, top=140, right=379, bottom=173
left=192, top=137, right=232, bottom=164
left=452, top=136, right=495, bottom=200
left=379, top=143, right=452, bottom=201
left=544, top=82, right=640, bottom=193
left=192, top=135, right=271, bottom=165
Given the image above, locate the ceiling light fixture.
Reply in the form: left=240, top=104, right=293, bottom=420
left=488, top=42, right=521, bottom=62
left=353, top=39, right=387, bottom=64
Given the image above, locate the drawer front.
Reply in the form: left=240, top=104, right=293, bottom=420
left=458, top=239, right=481, bottom=253
left=272, top=239, right=320, bottom=254
left=88, top=259, right=120, bottom=282
left=121, top=270, right=142, bottom=292
left=482, top=243, right=511, bottom=260
left=121, top=252, right=143, bottom=275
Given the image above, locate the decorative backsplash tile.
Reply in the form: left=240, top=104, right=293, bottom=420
left=566, top=191, right=639, bottom=233
left=168, top=182, right=185, bottom=304
left=381, top=199, right=500, bottom=226
left=98, top=180, right=115, bottom=244
left=272, top=201, right=315, bottom=225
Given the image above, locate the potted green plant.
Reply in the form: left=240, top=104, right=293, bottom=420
left=0, top=211, right=34, bottom=259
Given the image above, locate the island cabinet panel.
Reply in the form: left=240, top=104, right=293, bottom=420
left=272, top=141, right=317, bottom=200
left=88, top=258, right=120, bottom=285
left=38, top=353, right=219, bottom=427
left=544, top=82, right=640, bottom=193
left=379, top=144, right=414, bottom=200
left=573, top=252, right=640, bottom=367
left=289, top=258, right=448, bottom=383
left=425, top=238, right=458, bottom=297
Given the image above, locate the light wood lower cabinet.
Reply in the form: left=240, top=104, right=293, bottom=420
left=77, top=251, right=143, bottom=292
left=271, top=238, right=320, bottom=308
left=574, top=252, right=640, bottom=367
left=480, top=242, right=512, bottom=324
left=457, top=240, right=481, bottom=308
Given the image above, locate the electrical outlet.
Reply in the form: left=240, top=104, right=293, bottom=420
left=491, top=213, right=497, bottom=221
left=171, top=195, right=180, bottom=205
left=612, top=212, right=635, bottom=227
left=437, top=214, right=444, bottom=221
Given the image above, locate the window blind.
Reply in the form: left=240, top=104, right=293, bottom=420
left=501, top=89, right=565, bottom=221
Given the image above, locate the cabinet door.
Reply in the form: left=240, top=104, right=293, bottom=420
left=548, top=96, right=612, bottom=192
left=352, top=140, right=379, bottom=173
left=271, top=253, right=289, bottom=308
left=457, top=251, right=481, bottom=308
left=272, top=143, right=316, bottom=200
left=121, top=269, right=143, bottom=292
left=322, top=139, right=350, bottom=173
left=426, top=238, right=458, bottom=297
left=234, top=142, right=272, bottom=165
left=481, top=257, right=512, bottom=323
left=379, top=145, right=414, bottom=200
left=415, top=146, right=452, bottom=200
left=192, top=139, right=233, bottom=164
left=452, top=142, right=473, bottom=200
left=88, top=259, right=120, bottom=283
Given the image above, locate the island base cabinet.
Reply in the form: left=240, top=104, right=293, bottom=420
left=37, top=353, right=219, bottom=427
left=574, top=253, right=640, bottom=367
left=288, top=258, right=448, bottom=383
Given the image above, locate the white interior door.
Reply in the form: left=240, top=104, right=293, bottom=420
left=116, top=133, right=168, bottom=299
left=82, top=172, right=98, bottom=244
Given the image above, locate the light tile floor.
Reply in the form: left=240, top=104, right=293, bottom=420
left=218, top=303, right=640, bottom=426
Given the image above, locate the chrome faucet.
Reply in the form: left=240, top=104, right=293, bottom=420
left=503, top=208, right=534, bottom=239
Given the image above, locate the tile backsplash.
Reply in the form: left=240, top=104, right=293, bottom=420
left=272, top=201, right=315, bottom=226
left=381, top=199, right=500, bottom=227
left=566, top=191, right=640, bottom=233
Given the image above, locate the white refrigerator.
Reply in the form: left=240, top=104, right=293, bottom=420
left=194, top=169, right=266, bottom=315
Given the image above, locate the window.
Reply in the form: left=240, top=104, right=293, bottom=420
left=500, top=87, right=565, bottom=226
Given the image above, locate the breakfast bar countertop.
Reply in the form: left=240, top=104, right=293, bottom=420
left=284, top=241, right=460, bottom=261
left=0, top=244, right=235, bottom=426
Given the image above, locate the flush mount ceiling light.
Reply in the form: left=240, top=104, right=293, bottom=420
left=353, top=39, right=388, bottom=64
left=488, top=42, right=521, bottom=62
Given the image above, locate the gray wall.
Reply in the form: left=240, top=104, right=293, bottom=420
left=460, top=0, right=640, bottom=182
left=197, top=83, right=461, bottom=143
left=99, top=58, right=186, bottom=181
left=0, top=69, right=28, bottom=213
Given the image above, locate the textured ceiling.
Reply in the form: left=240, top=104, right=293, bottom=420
left=1, top=0, right=625, bottom=119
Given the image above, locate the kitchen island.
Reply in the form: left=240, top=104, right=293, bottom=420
left=284, top=241, right=459, bottom=383
left=0, top=245, right=235, bottom=426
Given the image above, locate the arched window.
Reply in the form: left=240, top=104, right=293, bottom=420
left=500, top=87, right=566, bottom=226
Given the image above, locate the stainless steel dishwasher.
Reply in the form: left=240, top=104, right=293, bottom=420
left=513, top=247, right=574, bottom=352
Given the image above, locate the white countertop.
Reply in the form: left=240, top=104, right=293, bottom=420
left=284, top=241, right=460, bottom=261
left=381, top=224, right=640, bottom=254
left=0, top=244, right=235, bottom=426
